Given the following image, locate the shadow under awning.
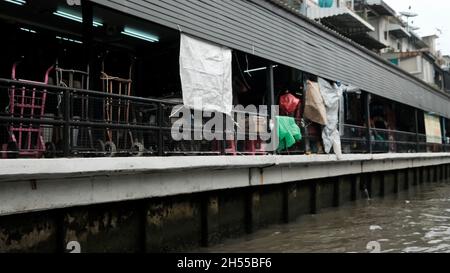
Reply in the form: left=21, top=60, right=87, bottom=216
left=349, top=33, right=388, bottom=51
left=366, top=0, right=397, bottom=17
left=386, top=25, right=411, bottom=39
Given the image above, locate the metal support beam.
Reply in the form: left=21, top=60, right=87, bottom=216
left=364, top=92, right=372, bottom=153
left=301, top=72, right=307, bottom=153
left=442, top=117, right=447, bottom=152
left=82, top=0, right=94, bottom=89
left=266, top=65, right=275, bottom=117
left=415, top=109, right=420, bottom=152
left=266, top=65, right=276, bottom=154
left=158, top=103, right=163, bottom=156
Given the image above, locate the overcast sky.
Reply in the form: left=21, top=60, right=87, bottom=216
left=384, top=0, right=450, bottom=55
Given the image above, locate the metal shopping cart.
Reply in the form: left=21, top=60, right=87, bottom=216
left=4, top=61, right=54, bottom=158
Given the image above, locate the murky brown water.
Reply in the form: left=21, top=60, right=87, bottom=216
left=205, top=182, right=450, bottom=253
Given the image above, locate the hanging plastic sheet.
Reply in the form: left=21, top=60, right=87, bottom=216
left=304, top=80, right=327, bottom=125
left=276, top=116, right=302, bottom=151
left=279, top=92, right=300, bottom=116
left=179, top=34, right=233, bottom=115
left=318, top=77, right=343, bottom=157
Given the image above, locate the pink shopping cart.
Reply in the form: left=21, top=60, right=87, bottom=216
left=5, top=61, right=54, bottom=158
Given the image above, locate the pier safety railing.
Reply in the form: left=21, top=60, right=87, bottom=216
left=0, top=78, right=449, bottom=159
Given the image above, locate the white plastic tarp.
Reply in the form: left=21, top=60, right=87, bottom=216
left=318, top=77, right=343, bottom=157
left=179, top=34, right=233, bottom=115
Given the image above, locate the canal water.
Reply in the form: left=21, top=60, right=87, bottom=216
left=204, top=182, right=450, bottom=253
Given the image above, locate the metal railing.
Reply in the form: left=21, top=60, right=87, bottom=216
left=0, top=77, right=448, bottom=158
left=0, top=78, right=273, bottom=158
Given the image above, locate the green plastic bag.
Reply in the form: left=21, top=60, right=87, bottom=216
left=277, top=116, right=302, bottom=151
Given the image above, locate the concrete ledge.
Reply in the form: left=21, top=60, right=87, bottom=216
left=1, top=153, right=450, bottom=216
left=1, top=153, right=450, bottom=181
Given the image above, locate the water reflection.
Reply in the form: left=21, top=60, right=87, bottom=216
left=205, top=182, right=450, bottom=253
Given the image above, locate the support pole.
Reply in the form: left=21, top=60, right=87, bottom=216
left=364, top=92, right=372, bottom=154
left=442, top=117, right=447, bottom=152
left=415, top=109, right=420, bottom=152
left=82, top=0, right=94, bottom=149
left=266, top=65, right=276, bottom=154
left=82, top=0, right=94, bottom=89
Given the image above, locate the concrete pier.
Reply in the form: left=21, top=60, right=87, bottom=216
left=1, top=153, right=450, bottom=252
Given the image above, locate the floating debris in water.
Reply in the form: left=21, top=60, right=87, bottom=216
left=403, top=246, right=428, bottom=253
left=428, top=240, right=443, bottom=244
left=370, top=225, right=383, bottom=231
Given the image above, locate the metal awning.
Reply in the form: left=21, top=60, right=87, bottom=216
left=350, top=33, right=388, bottom=51
left=386, top=24, right=410, bottom=39
left=308, top=7, right=375, bottom=35
left=365, top=0, right=396, bottom=16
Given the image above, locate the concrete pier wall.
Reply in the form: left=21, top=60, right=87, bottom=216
left=1, top=154, right=450, bottom=252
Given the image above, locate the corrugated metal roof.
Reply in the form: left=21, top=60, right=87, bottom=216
left=307, top=7, right=375, bottom=34
left=308, top=6, right=375, bottom=33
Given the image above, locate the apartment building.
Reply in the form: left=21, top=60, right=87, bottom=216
left=275, top=0, right=448, bottom=91
left=362, top=5, right=444, bottom=89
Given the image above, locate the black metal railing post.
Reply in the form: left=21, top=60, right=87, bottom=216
left=301, top=74, right=307, bottom=154
left=442, top=117, right=447, bottom=153
left=221, top=113, right=226, bottom=155
left=63, top=89, right=71, bottom=157
left=266, top=65, right=276, bottom=154
left=158, top=103, right=163, bottom=156
left=415, top=109, right=420, bottom=152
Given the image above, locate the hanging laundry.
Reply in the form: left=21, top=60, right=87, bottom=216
left=304, top=80, right=327, bottom=125
left=276, top=116, right=302, bottom=151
